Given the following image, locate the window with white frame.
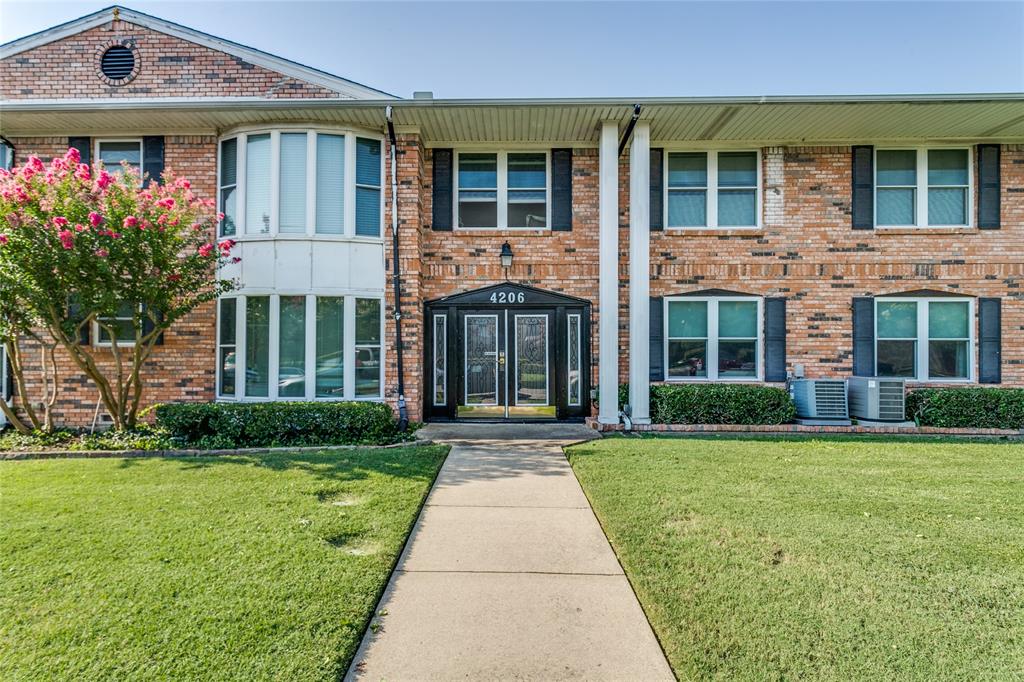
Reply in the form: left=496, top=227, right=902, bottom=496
left=97, top=139, right=142, bottom=179
left=219, top=138, right=238, bottom=237
left=94, top=302, right=141, bottom=346
left=218, top=294, right=383, bottom=400
left=456, top=151, right=548, bottom=228
left=875, top=298, right=973, bottom=381
left=875, top=148, right=971, bottom=227
left=666, top=151, right=760, bottom=228
left=665, top=297, right=761, bottom=380
left=218, top=129, right=384, bottom=238
left=1, top=139, right=14, bottom=170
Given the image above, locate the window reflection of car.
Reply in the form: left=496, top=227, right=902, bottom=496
left=316, top=352, right=344, bottom=395
left=277, top=366, right=305, bottom=390
left=355, top=347, right=380, bottom=394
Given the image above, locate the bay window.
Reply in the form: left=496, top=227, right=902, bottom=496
left=219, top=128, right=384, bottom=238
left=667, top=150, right=760, bottom=228
left=218, top=294, right=383, bottom=400
left=665, top=296, right=761, bottom=380
left=875, top=148, right=971, bottom=227
left=876, top=298, right=973, bottom=381
left=456, top=151, right=549, bottom=228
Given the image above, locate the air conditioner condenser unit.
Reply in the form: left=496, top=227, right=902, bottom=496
left=789, top=379, right=850, bottom=425
left=847, top=377, right=908, bottom=423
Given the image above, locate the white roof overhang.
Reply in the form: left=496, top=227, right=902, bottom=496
left=2, top=94, right=1023, bottom=145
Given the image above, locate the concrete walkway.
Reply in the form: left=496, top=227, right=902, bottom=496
left=346, top=423, right=674, bottom=681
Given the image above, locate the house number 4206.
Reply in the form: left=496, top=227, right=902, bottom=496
left=490, top=291, right=525, bottom=303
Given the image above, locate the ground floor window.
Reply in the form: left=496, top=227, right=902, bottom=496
left=218, top=293, right=383, bottom=400
left=665, top=296, right=761, bottom=380
left=876, top=298, right=972, bottom=381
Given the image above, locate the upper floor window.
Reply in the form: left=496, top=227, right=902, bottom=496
left=875, top=297, right=973, bottom=381
left=456, top=151, right=549, bottom=229
left=97, top=139, right=142, bottom=179
left=0, top=139, right=14, bottom=170
left=875, top=148, right=971, bottom=227
left=666, top=151, right=760, bottom=228
left=665, top=296, right=762, bottom=381
left=219, top=129, right=383, bottom=239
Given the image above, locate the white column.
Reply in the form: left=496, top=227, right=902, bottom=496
left=628, top=121, right=651, bottom=424
left=598, top=121, right=620, bottom=424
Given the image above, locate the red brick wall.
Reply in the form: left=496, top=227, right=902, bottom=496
left=640, top=145, right=1024, bottom=386
left=6, top=136, right=218, bottom=427
left=0, top=19, right=340, bottom=99
left=7, top=132, right=1021, bottom=427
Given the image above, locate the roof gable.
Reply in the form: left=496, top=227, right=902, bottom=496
left=0, top=5, right=395, bottom=100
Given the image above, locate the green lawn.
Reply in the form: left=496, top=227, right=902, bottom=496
left=567, top=436, right=1023, bottom=681
left=0, top=446, right=448, bottom=681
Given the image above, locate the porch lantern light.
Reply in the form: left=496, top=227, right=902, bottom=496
left=500, top=241, right=514, bottom=270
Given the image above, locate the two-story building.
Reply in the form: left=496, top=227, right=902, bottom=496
left=1, top=6, right=1022, bottom=428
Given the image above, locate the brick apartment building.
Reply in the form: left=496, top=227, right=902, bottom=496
left=1, top=6, right=1022, bottom=428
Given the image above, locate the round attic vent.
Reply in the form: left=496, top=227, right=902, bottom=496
left=100, top=45, right=136, bottom=81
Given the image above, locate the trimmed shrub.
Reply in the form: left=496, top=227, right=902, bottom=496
left=619, top=383, right=796, bottom=425
left=906, top=388, right=1024, bottom=430
left=153, top=401, right=409, bottom=449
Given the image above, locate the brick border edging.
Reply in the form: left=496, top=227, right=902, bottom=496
left=0, top=438, right=436, bottom=461
left=584, top=418, right=1023, bottom=439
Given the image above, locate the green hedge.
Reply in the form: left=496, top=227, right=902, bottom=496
left=906, top=388, right=1024, bottom=430
left=153, top=401, right=409, bottom=449
left=618, top=383, right=796, bottom=425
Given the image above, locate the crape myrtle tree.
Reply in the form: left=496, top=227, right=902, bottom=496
left=0, top=148, right=236, bottom=432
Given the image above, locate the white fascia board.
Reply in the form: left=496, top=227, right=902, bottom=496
left=0, top=6, right=397, bottom=100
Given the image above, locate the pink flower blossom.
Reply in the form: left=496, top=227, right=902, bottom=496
left=75, top=163, right=91, bottom=181
left=0, top=235, right=8, bottom=245
left=95, top=248, right=109, bottom=258
left=53, top=216, right=69, bottom=228
left=96, top=170, right=114, bottom=190
left=27, top=156, right=44, bottom=172
left=123, top=216, right=138, bottom=228
left=167, top=273, right=181, bottom=282
left=88, top=211, right=103, bottom=228
left=58, top=229, right=74, bottom=250
left=64, top=147, right=81, bottom=164
left=198, top=243, right=215, bottom=257
left=74, top=223, right=86, bottom=232
left=216, top=212, right=225, bottom=222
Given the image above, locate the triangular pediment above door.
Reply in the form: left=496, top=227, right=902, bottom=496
left=426, top=282, right=591, bottom=307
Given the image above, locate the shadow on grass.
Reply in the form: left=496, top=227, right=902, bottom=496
left=115, top=446, right=447, bottom=490
left=597, top=431, right=1022, bottom=446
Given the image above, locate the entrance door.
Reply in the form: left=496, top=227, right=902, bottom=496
left=424, top=283, right=591, bottom=421
left=461, top=313, right=505, bottom=417
left=457, top=310, right=554, bottom=419
left=509, top=314, right=554, bottom=417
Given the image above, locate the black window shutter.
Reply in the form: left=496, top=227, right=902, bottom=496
left=649, top=296, right=664, bottom=381
left=142, top=136, right=165, bottom=185
left=852, top=297, right=875, bottom=376
left=764, top=297, right=787, bottom=381
left=142, top=307, right=165, bottom=346
left=551, top=148, right=573, bottom=231
left=68, top=137, right=91, bottom=165
left=977, top=144, right=1001, bottom=229
left=979, top=298, right=1001, bottom=383
left=432, top=148, right=453, bottom=231
left=649, top=148, right=664, bottom=231
left=851, top=145, right=874, bottom=229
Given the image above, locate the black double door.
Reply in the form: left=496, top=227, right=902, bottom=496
left=424, top=284, right=590, bottom=421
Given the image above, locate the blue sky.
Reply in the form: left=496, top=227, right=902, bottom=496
left=2, top=1, right=1022, bottom=98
